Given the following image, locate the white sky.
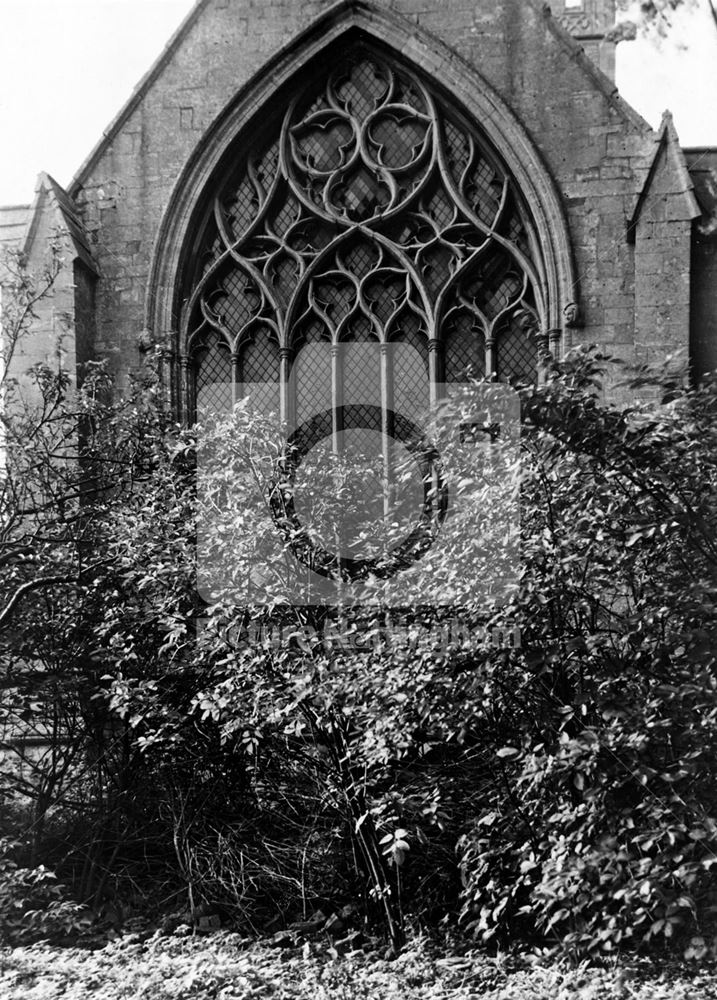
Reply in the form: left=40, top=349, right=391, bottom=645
left=0, top=0, right=716, bottom=207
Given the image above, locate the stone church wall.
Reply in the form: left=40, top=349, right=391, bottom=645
left=53, top=0, right=697, bottom=391
left=0, top=0, right=684, bottom=396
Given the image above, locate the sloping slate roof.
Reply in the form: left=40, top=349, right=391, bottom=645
left=0, top=175, right=97, bottom=273
left=40, top=173, right=97, bottom=274
left=542, top=4, right=650, bottom=133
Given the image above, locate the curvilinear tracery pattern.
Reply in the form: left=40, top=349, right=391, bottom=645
left=185, top=49, right=545, bottom=417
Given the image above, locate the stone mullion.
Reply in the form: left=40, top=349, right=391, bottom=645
left=331, top=342, right=347, bottom=589
left=380, top=342, right=394, bottom=523
left=280, top=347, right=292, bottom=427
left=537, top=331, right=551, bottom=385
left=485, top=336, right=496, bottom=379
left=426, top=337, right=442, bottom=529
left=331, top=343, right=343, bottom=455
left=178, top=354, right=191, bottom=423
left=428, top=338, right=440, bottom=402
left=231, top=353, right=240, bottom=406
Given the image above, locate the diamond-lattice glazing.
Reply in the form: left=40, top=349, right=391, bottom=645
left=369, top=113, right=427, bottom=169
left=241, top=328, right=281, bottom=384
left=187, top=46, right=541, bottom=423
left=340, top=343, right=382, bottom=407
left=223, top=177, right=260, bottom=240
left=294, top=344, right=332, bottom=423
left=496, top=314, right=537, bottom=385
left=193, top=335, right=232, bottom=417
left=336, top=59, right=388, bottom=118
left=294, top=119, right=353, bottom=172
left=334, top=167, right=390, bottom=220
left=465, top=157, right=503, bottom=228
left=342, top=242, right=380, bottom=279
left=444, top=313, right=485, bottom=382
left=392, top=322, right=429, bottom=421
left=269, top=190, right=302, bottom=239
left=364, top=273, right=403, bottom=324
left=214, top=269, right=262, bottom=337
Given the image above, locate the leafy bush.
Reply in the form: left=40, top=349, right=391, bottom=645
left=4, top=330, right=717, bottom=958
left=458, top=353, right=717, bottom=956
left=0, top=842, right=90, bottom=944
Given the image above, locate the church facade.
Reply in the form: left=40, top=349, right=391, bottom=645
left=1, top=0, right=716, bottom=408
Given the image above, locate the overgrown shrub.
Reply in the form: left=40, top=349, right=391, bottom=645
left=4, top=338, right=717, bottom=958
left=457, top=353, right=717, bottom=956
left=0, top=841, right=90, bottom=944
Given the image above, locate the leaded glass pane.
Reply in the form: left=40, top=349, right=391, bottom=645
left=393, top=320, right=429, bottom=421
left=188, top=44, right=544, bottom=420
left=241, top=328, right=280, bottom=384
left=444, top=314, right=485, bottom=382
left=295, top=344, right=331, bottom=424
left=496, top=314, right=538, bottom=386
left=194, top=335, right=232, bottom=416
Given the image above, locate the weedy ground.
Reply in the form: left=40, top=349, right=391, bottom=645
left=2, top=931, right=717, bottom=999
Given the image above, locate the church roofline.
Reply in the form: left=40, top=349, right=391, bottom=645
left=146, top=0, right=580, bottom=344
left=540, top=2, right=653, bottom=134
left=69, top=0, right=212, bottom=197
left=68, top=0, right=655, bottom=199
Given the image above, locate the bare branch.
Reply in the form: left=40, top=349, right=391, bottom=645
left=0, top=575, right=75, bottom=631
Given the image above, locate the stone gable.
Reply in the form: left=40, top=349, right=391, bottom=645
left=1, top=0, right=711, bottom=397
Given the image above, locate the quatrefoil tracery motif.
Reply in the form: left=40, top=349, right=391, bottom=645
left=185, top=49, right=545, bottom=413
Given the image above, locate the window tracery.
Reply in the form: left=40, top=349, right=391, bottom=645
left=183, top=47, right=545, bottom=419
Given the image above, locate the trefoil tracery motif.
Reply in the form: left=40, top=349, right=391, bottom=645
left=184, top=47, right=546, bottom=418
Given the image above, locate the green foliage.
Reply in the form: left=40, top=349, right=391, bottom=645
left=457, top=351, right=717, bottom=956
left=162, top=347, right=717, bottom=956
left=0, top=842, right=90, bottom=944
left=3, top=333, right=717, bottom=959
left=0, top=350, right=193, bottom=907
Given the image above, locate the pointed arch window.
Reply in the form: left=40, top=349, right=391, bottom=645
left=182, top=46, right=546, bottom=422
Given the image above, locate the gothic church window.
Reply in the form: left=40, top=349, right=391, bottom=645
left=183, top=46, right=543, bottom=422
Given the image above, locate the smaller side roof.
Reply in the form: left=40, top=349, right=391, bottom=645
left=628, top=111, right=701, bottom=240
left=22, top=173, right=98, bottom=275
